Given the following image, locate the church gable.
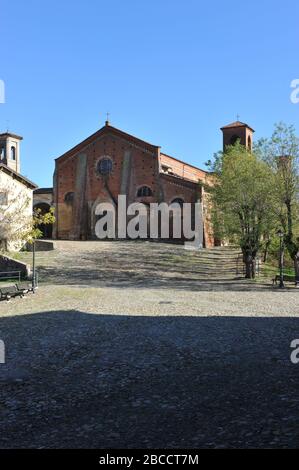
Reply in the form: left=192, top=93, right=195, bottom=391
left=55, top=124, right=160, bottom=165
left=54, top=124, right=162, bottom=239
left=55, top=124, right=162, bottom=201
left=82, top=128, right=160, bottom=204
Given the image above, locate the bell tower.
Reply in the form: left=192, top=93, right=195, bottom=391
left=221, top=121, right=254, bottom=152
left=0, top=132, right=23, bottom=173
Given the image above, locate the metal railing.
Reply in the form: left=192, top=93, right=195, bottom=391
left=32, top=271, right=39, bottom=290
left=0, top=270, right=39, bottom=289
left=0, top=270, right=22, bottom=283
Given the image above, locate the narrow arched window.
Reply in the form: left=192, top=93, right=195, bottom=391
left=11, top=146, right=16, bottom=160
left=247, top=135, right=252, bottom=151
left=171, top=198, right=184, bottom=207
left=64, top=192, right=74, bottom=205
left=137, top=186, right=153, bottom=197
left=230, top=135, right=239, bottom=145
left=0, top=146, right=5, bottom=160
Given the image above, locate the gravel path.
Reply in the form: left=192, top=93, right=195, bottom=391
left=0, top=241, right=299, bottom=448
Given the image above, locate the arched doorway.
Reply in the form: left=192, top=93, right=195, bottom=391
left=33, top=203, right=53, bottom=239
left=247, top=135, right=252, bottom=151
left=230, top=135, right=240, bottom=145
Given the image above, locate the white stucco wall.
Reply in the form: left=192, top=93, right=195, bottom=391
left=0, top=170, right=33, bottom=251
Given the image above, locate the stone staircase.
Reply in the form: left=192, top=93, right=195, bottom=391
left=188, top=246, right=243, bottom=279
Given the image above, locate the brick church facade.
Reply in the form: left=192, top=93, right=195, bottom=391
left=35, top=120, right=254, bottom=247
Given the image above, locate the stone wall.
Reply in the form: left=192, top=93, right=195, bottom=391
left=33, top=189, right=53, bottom=207
left=0, top=255, right=30, bottom=279
left=25, top=240, right=54, bottom=252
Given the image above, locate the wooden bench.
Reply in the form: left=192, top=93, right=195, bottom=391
left=15, top=283, right=34, bottom=294
left=0, top=286, right=25, bottom=301
left=273, top=274, right=296, bottom=286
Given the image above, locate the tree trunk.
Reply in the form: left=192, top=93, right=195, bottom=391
left=251, top=259, right=256, bottom=279
left=244, top=254, right=255, bottom=279
left=294, top=254, right=299, bottom=287
left=263, top=240, right=271, bottom=263
left=0, top=239, right=8, bottom=252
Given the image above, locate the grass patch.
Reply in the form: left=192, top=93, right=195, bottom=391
left=261, top=261, right=295, bottom=279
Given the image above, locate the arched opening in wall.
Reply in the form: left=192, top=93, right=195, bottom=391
left=165, top=198, right=186, bottom=242
left=137, top=186, right=153, bottom=197
left=170, top=197, right=184, bottom=207
left=64, top=192, right=74, bottom=205
left=34, top=203, right=53, bottom=239
left=0, top=146, right=5, bottom=160
left=230, top=135, right=240, bottom=145
left=10, top=146, right=16, bottom=160
left=247, top=135, right=252, bottom=151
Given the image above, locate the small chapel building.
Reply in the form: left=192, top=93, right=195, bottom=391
left=0, top=132, right=37, bottom=250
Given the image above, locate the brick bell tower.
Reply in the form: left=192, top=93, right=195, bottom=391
left=0, top=132, right=23, bottom=173
left=221, top=121, right=254, bottom=152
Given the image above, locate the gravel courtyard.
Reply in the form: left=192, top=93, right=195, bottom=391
left=0, top=241, right=299, bottom=448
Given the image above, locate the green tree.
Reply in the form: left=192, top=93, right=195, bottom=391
left=207, top=142, right=276, bottom=278
left=0, top=178, right=55, bottom=251
left=256, top=123, right=299, bottom=285
left=0, top=181, right=32, bottom=251
left=31, top=207, right=55, bottom=241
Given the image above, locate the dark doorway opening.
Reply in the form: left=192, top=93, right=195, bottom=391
left=34, top=203, right=53, bottom=239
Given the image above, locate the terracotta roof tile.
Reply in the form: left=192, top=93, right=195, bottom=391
left=220, top=121, right=255, bottom=132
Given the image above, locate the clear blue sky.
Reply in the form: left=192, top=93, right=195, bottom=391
left=1, top=0, right=298, bottom=187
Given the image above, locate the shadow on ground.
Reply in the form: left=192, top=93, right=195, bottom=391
left=30, top=242, right=272, bottom=291
left=0, top=310, right=299, bottom=448
left=39, top=267, right=272, bottom=291
left=15, top=240, right=284, bottom=291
